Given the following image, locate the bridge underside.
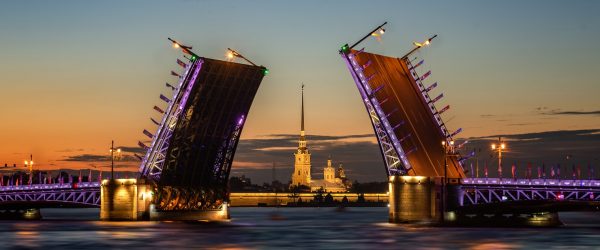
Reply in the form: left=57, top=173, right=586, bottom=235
left=342, top=49, right=463, bottom=178
left=148, top=58, right=265, bottom=211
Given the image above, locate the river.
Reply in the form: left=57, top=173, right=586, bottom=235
left=1, top=207, right=599, bottom=249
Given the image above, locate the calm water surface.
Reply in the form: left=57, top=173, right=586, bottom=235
left=0, top=207, right=599, bottom=249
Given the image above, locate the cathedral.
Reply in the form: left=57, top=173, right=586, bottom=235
left=290, top=85, right=349, bottom=193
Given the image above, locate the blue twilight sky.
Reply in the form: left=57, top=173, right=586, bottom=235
left=0, top=1, right=599, bottom=182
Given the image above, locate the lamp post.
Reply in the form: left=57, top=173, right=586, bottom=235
left=441, top=140, right=455, bottom=222
left=109, top=141, right=121, bottom=180
left=24, top=154, right=33, bottom=175
left=441, top=141, right=456, bottom=182
left=491, top=137, right=506, bottom=180
left=401, top=34, right=438, bottom=60
left=348, top=22, right=387, bottom=50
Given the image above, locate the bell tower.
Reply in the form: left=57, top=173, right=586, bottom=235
left=291, top=84, right=311, bottom=187
left=324, top=157, right=336, bottom=183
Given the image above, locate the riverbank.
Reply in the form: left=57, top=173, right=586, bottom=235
left=229, top=192, right=388, bottom=207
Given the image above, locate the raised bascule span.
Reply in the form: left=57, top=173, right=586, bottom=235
left=339, top=41, right=464, bottom=178
left=139, top=55, right=266, bottom=213
left=132, top=42, right=267, bottom=219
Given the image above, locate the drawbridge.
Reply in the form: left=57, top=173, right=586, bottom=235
left=339, top=24, right=464, bottom=178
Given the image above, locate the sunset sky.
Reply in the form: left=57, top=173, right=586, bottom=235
left=1, top=1, right=598, bottom=183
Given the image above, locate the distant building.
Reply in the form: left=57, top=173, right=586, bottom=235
left=310, top=158, right=349, bottom=192
left=290, top=85, right=349, bottom=192
left=290, top=85, right=311, bottom=187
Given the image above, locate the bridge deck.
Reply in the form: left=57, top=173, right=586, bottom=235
left=350, top=50, right=463, bottom=178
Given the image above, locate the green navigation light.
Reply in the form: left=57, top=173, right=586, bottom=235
left=263, top=69, right=269, bottom=76
left=341, top=44, right=350, bottom=54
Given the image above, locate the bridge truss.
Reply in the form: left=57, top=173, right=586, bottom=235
left=0, top=182, right=100, bottom=207
left=340, top=50, right=410, bottom=175
left=139, top=59, right=203, bottom=180
left=461, top=178, right=600, bottom=205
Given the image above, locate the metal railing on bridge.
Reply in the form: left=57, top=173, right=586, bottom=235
left=0, top=182, right=100, bottom=207
left=461, top=178, right=600, bottom=206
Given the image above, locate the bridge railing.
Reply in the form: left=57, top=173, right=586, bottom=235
left=462, top=178, right=600, bottom=188
left=0, top=182, right=100, bottom=193
left=461, top=178, right=600, bottom=206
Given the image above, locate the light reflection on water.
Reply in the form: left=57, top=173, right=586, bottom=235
left=0, top=208, right=597, bottom=249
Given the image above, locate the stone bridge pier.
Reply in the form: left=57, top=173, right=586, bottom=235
left=100, top=178, right=152, bottom=221
left=387, top=175, right=463, bottom=224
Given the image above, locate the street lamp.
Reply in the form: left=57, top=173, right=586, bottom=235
left=345, top=22, right=388, bottom=51
left=168, top=37, right=198, bottom=61
left=226, top=51, right=235, bottom=60
left=225, top=48, right=269, bottom=75
left=109, top=141, right=122, bottom=180
left=491, top=137, right=506, bottom=179
left=24, top=154, right=33, bottom=174
left=413, top=37, right=434, bottom=47
left=441, top=140, right=456, bottom=183
left=441, top=140, right=456, bottom=222
left=371, top=27, right=386, bottom=41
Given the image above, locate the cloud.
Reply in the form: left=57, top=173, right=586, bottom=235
left=118, top=146, right=147, bottom=154
left=471, top=129, right=600, bottom=142
left=59, top=154, right=140, bottom=162
left=536, top=107, right=600, bottom=116
left=55, top=148, right=84, bottom=153
left=545, top=110, right=600, bottom=116
left=507, top=123, right=540, bottom=127
left=60, top=154, right=109, bottom=162
left=232, top=161, right=273, bottom=169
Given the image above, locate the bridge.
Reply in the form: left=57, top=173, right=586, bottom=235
left=0, top=182, right=100, bottom=208
left=338, top=23, right=600, bottom=225
left=0, top=25, right=597, bottom=224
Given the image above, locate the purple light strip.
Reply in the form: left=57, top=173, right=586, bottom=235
left=212, top=114, right=246, bottom=174
left=139, top=59, right=204, bottom=176
left=463, top=177, right=600, bottom=188
left=0, top=182, right=100, bottom=192
left=139, top=63, right=192, bottom=173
